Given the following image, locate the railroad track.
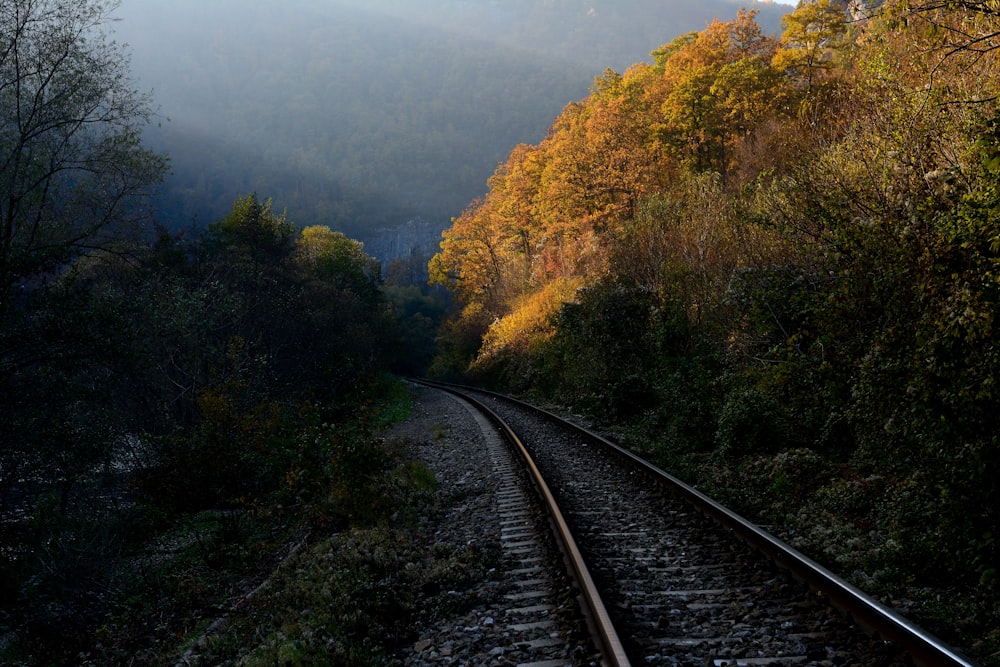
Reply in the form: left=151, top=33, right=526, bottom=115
left=415, top=379, right=977, bottom=667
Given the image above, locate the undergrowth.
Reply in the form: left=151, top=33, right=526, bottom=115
left=0, top=377, right=423, bottom=666
left=194, top=524, right=500, bottom=665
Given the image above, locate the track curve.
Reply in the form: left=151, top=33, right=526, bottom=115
left=417, top=380, right=978, bottom=667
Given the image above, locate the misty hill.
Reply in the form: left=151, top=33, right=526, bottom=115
left=116, top=0, right=790, bottom=261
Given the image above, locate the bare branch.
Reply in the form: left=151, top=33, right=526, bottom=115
left=1, top=0, right=163, bottom=292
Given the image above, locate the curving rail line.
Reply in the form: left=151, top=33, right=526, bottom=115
left=416, top=379, right=978, bottom=667
left=415, top=379, right=632, bottom=666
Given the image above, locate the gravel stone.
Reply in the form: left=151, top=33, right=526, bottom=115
left=385, top=385, right=598, bottom=666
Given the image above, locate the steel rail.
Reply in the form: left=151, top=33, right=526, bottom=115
left=414, top=379, right=631, bottom=667
left=441, top=382, right=979, bottom=667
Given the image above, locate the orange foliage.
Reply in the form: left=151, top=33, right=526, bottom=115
left=429, top=8, right=842, bottom=371
left=653, top=10, right=788, bottom=176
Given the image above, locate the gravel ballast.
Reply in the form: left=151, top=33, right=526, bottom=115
left=386, top=385, right=597, bottom=666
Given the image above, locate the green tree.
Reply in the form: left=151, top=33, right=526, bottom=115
left=0, top=0, right=166, bottom=525
left=0, top=0, right=166, bottom=297
left=295, top=225, right=381, bottom=297
left=772, top=0, right=851, bottom=93
left=207, top=194, right=295, bottom=267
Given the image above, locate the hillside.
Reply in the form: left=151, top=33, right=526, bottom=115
left=114, top=0, right=790, bottom=259
left=429, top=3, right=1000, bottom=662
left=5, top=0, right=999, bottom=663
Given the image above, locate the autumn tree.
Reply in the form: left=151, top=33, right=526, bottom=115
left=430, top=198, right=510, bottom=315
left=873, top=0, right=1000, bottom=107
left=900, top=0, right=1000, bottom=60
left=430, top=2, right=1000, bottom=657
left=429, top=9, right=792, bottom=376
left=486, top=143, right=544, bottom=283
left=535, top=68, right=666, bottom=247
left=654, top=10, right=787, bottom=176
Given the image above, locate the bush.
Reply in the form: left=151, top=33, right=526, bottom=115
left=715, top=387, right=793, bottom=457
left=137, top=392, right=291, bottom=512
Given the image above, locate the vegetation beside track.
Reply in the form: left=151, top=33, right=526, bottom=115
left=429, top=4, right=1000, bottom=663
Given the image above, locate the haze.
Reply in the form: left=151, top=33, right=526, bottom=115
left=113, top=0, right=791, bottom=261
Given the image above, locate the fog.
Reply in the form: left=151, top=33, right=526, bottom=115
left=113, top=0, right=790, bottom=259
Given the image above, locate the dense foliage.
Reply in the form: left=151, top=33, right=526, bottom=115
left=9, top=0, right=1000, bottom=662
left=430, top=1, right=1000, bottom=661
left=0, top=1, right=465, bottom=660
left=0, top=186, right=409, bottom=661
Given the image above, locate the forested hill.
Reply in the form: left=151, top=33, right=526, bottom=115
left=114, top=0, right=790, bottom=258
left=428, top=2, right=999, bottom=661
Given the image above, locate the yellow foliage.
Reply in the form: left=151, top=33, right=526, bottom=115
left=431, top=6, right=969, bottom=374
left=474, top=277, right=584, bottom=367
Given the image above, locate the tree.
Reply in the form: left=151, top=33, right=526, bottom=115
left=294, top=225, right=381, bottom=297
left=900, top=0, right=1000, bottom=58
left=207, top=193, right=295, bottom=267
left=0, top=0, right=166, bottom=527
left=654, top=10, right=785, bottom=176
left=772, top=0, right=851, bottom=93
left=0, top=0, right=166, bottom=298
left=874, top=0, right=1000, bottom=107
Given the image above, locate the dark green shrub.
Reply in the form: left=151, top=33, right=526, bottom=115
left=715, top=387, right=793, bottom=457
